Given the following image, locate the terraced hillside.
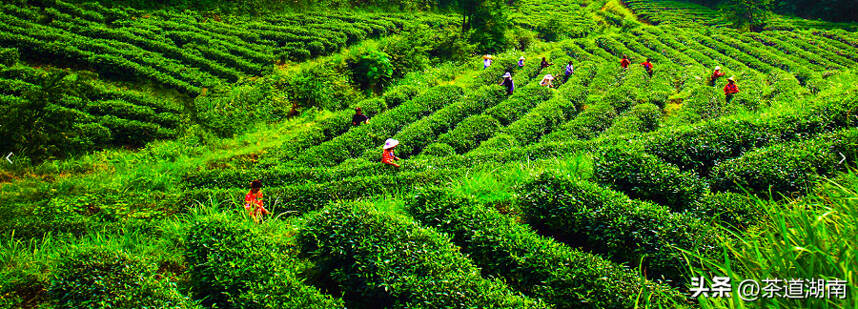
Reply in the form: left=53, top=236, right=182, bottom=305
left=623, top=0, right=858, bottom=31
left=0, top=1, right=453, bottom=94
left=1, top=1, right=857, bottom=308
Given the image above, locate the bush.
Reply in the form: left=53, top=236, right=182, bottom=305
left=486, top=85, right=554, bottom=126
left=408, top=188, right=690, bottom=308
left=420, top=142, right=455, bottom=157
left=194, top=77, right=289, bottom=137
left=689, top=192, right=764, bottom=230
left=475, top=133, right=519, bottom=151
left=380, top=84, right=420, bottom=108
left=604, top=103, right=662, bottom=135
left=389, top=85, right=503, bottom=157
left=710, top=129, right=858, bottom=196
left=437, top=114, right=501, bottom=154
left=297, top=202, right=546, bottom=308
left=49, top=250, right=198, bottom=308
left=0, top=48, right=19, bottom=66
left=285, top=62, right=358, bottom=111
left=185, top=217, right=344, bottom=308
left=347, top=48, right=394, bottom=92
left=518, top=173, right=720, bottom=281
left=298, top=85, right=464, bottom=166
left=593, top=146, right=708, bottom=210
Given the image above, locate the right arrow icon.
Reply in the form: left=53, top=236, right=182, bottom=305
left=5, top=152, right=11, bottom=164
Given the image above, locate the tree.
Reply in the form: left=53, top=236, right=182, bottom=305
left=721, top=0, right=773, bottom=31
left=460, top=0, right=511, bottom=52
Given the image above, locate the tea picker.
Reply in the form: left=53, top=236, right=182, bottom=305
left=244, top=179, right=270, bottom=223
left=382, top=138, right=401, bottom=168
left=499, top=72, right=514, bottom=95
left=724, top=76, right=739, bottom=103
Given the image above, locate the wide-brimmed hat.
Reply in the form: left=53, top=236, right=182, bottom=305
left=715, top=66, right=721, bottom=70
left=502, top=72, right=512, bottom=78
left=544, top=74, right=554, bottom=80
left=727, top=76, right=735, bottom=81
left=483, top=54, right=493, bottom=59
left=383, top=138, right=399, bottom=150
left=519, top=56, right=525, bottom=60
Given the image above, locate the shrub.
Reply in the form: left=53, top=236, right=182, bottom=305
left=298, top=85, right=464, bottom=166
left=347, top=48, right=394, bottom=92
left=194, top=78, right=289, bottom=137
left=49, top=250, right=198, bottom=308
left=689, top=192, right=764, bottom=230
left=0, top=48, right=18, bottom=66
left=710, top=128, right=858, bottom=196
left=381, top=84, right=420, bottom=108
left=485, top=85, right=554, bottom=126
left=604, top=103, right=662, bottom=135
left=408, top=188, right=690, bottom=309
left=389, top=85, right=503, bottom=157
left=518, top=173, right=720, bottom=281
left=185, top=217, right=344, bottom=308
left=420, top=142, right=455, bottom=157
left=542, top=100, right=619, bottom=142
left=475, top=133, right=519, bottom=151
left=297, top=202, right=546, bottom=308
left=437, top=114, right=501, bottom=154
left=593, top=146, right=708, bottom=210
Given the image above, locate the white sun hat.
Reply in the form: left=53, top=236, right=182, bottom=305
left=383, top=138, right=399, bottom=150
left=715, top=66, right=721, bottom=70
left=544, top=74, right=554, bottom=80
left=727, top=76, right=735, bottom=81
left=519, top=56, right=525, bottom=60
left=502, top=72, right=512, bottom=78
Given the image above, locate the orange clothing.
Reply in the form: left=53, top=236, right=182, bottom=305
left=711, top=71, right=725, bottom=80
left=382, top=149, right=398, bottom=165
left=620, top=58, right=631, bottom=68
left=724, top=83, right=739, bottom=95
left=244, top=190, right=268, bottom=216
left=642, top=61, right=653, bottom=71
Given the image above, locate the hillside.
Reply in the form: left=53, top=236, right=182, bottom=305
left=1, top=0, right=857, bottom=308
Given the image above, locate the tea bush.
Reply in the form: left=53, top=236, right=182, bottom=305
left=49, top=250, right=198, bottom=308
left=298, top=202, right=547, bottom=308
left=519, top=172, right=720, bottom=281
left=408, top=188, right=690, bottom=308
left=593, top=146, right=708, bottom=210
left=185, top=217, right=343, bottom=308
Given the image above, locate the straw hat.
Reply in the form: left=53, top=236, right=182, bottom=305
left=383, top=138, right=399, bottom=150
left=483, top=54, right=493, bottom=60
left=544, top=74, right=554, bottom=80
left=715, top=66, right=721, bottom=70
left=502, top=72, right=512, bottom=78
left=727, top=76, right=735, bottom=81
left=519, top=56, right=525, bottom=60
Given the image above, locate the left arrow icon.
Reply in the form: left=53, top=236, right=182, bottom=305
left=5, top=152, right=12, bottom=164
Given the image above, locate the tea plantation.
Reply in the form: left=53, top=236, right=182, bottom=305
left=1, top=0, right=856, bottom=308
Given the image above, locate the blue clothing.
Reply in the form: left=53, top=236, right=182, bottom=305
left=518, top=60, right=524, bottom=67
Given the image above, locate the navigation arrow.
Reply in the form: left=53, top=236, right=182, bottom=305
left=5, top=152, right=11, bottom=164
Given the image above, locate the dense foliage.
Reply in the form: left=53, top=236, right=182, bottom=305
left=1, top=0, right=857, bottom=308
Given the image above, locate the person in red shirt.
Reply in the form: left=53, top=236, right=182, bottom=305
left=620, top=55, right=631, bottom=69
left=641, top=58, right=653, bottom=77
left=709, top=66, right=725, bottom=86
left=244, top=179, right=269, bottom=223
left=724, top=76, right=739, bottom=103
left=382, top=138, right=401, bottom=168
